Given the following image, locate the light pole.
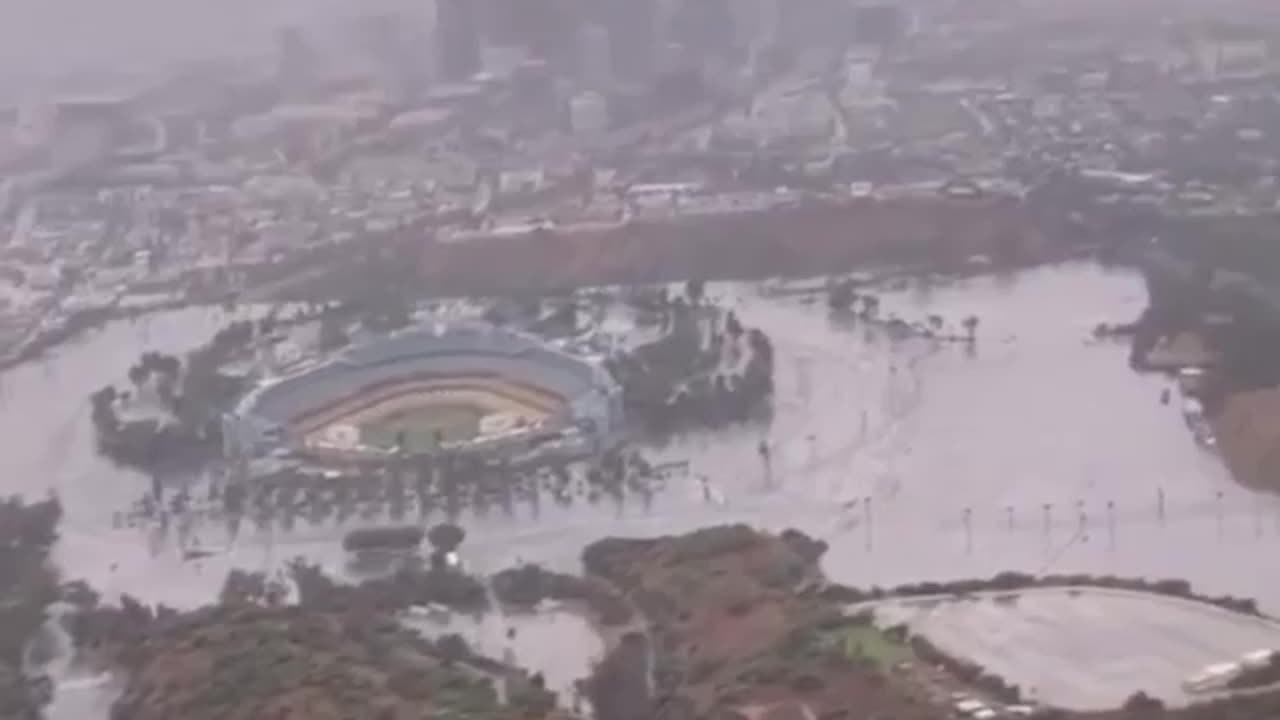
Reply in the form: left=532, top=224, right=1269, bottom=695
left=963, top=507, right=973, bottom=554
left=863, top=496, right=873, bottom=551
left=1216, top=490, right=1225, bottom=539
left=1106, top=500, right=1116, bottom=551
left=796, top=356, right=812, bottom=405
left=758, top=439, right=772, bottom=489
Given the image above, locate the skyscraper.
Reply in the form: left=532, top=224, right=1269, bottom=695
left=605, top=0, right=657, bottom=84
left=852, top=3, right=906, bottom=46
left=578, top=23, right=613, bottom=89
left=483, top=0, right=579, bottom=72
left=668, top=0, right=735, bottom=59
left=436, top=0, right=481, bottom=82
left=276, top=26, right=315, bottom=91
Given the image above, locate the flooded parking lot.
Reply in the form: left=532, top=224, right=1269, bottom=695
left=7, top=262, right=1280, bottom=714
left=872, top=587, right=1280, bottom=710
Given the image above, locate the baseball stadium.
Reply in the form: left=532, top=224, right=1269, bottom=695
left=223, top=322, right=623, bottom=464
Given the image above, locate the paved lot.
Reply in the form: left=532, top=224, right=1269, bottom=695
left=872, top=588, right=1280, bottom=710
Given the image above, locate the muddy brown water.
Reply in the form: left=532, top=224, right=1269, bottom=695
left=6, top=262, right=1278, bottom=717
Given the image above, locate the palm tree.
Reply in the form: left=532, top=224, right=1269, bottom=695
left=926, top=315, right=944, bottom=334
left=962, top=315, right=979, bottom=341
left=685, top=279, right=705, bottom=305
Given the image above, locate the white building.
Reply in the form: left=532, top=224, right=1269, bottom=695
left=570, top=91, right=609, bottom=134
left=13, top=98, right=55, bottom=146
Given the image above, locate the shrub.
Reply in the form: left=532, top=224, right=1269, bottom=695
left=689, top=658, right=724, bottom=683
left=435, top=633, right=471, bottom=663
left=779, top=529, right=829, bottom=563
left=1122, top=690, right=1165, bottom=715
left=726, top=596, right=755, bottom=616
left=789, top=673, right=826, bottom=694
left=819, top=584, right=870, bottom=603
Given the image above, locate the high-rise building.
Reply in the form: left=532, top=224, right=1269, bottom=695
left=776, top=0, right=851, bottom=49
left=356, top=13, right=427, bottom=100
left=852, top=3, right=906, bottom=46
left=483, top=0, right=580, bottom=72
left=436, top=0, right=481, bottom=82
left=605, top=0, right=657, bottom=84
left=728, top=0, right=780, bottom=49
left=578, top=23, right=613, bottom=89
left=667, top=0, right=735, bottom=60
left=757, top=0, right=780, bottom=47
left=276, top=26, right=315, bottom=91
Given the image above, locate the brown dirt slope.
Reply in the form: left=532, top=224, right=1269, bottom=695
left=582, top=525, right=946, bottom=720
left=420, top=196, right=1041, bottom=295
left=108, top=605, right=554, bottom=720
left=1213, top=387, right=1280, bottom=491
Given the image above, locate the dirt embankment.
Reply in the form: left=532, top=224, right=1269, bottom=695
left=580, top=525, right=945, bottom=720
left=0, top=497, right=62, bottom=720
left=1212, top=387, right=1280, bottom=492
left=419, top=196, right=1045, bottom=296
left=100, top=604, right=562, bottom=720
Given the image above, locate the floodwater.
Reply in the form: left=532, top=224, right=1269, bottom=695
left=6, top=262, right=1280, bottom=711
left=872, top=587, right=1280, bottom=710
left=36, top=605, right=125, bottom=720
left=402, top=602, right=603, bottom=705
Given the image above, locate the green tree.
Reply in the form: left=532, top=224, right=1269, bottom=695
left=427, top=523, right=466, bottom=555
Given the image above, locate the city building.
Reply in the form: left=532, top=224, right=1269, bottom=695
left=570, top=91, right=610, bottom=133
left=436, top=0, right=482, bottom=83
left=482, top=0, right=580, bottom=72
left=605, top=0, right=658, bottom=84
left=668, top=0, right=736, bottom=60
left=354, top=12, right=432, bottom=101
left=276, top=26, right=316, bottom=93
left=578, top=23, right=613, bottom=90
left=852, top=3, right=908, bottom=46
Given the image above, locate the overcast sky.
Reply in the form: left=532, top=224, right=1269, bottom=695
left=0, top=0, right=425, bottom=97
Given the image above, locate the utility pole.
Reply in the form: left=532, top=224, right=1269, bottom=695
left=1216, top=490, right=1225, bottom=539
left=1106, top=500, right=1116, bottom=551
left=1042, top=503, right=1053, bottom=555
left=863, top=496, right=873, bottom=551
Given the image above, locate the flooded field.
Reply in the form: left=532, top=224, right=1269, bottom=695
left=5, top=262, right=1280, bottom=712
left=402, top=603, right=603, bottom=705
left=872, top=588, right=1280, bottom=710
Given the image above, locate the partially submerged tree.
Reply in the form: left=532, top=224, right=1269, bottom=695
left=427, top=523, right=466, bottom=555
